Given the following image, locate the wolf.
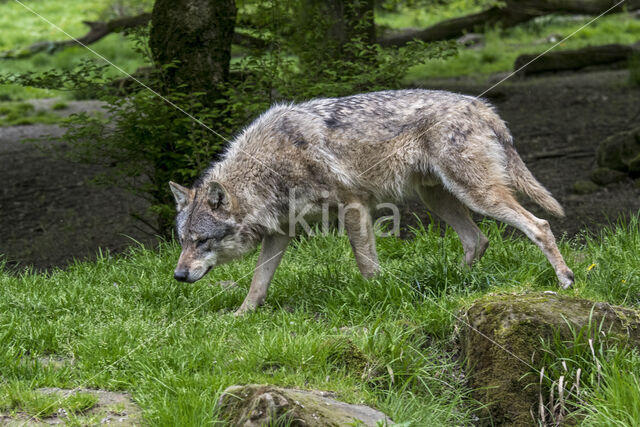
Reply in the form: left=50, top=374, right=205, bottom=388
left=169, top=89, right=574, bottom=315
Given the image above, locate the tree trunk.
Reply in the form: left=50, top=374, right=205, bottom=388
left=149, top=0, right=237, bottom=106
left=514, top=42, right=640, bottom=75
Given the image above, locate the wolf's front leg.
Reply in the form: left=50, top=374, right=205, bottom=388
left=235, top=233, right=290, bottom=316
left=343, top=201, right=380, bottom=278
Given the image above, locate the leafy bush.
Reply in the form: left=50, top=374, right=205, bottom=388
left=1, top=3, right=456, bottom=235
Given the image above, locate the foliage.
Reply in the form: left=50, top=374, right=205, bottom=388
left=0, top=216, right=639, bottom=424
left=0, top=0, right=144, bottom=101
left=2, top=1, right=456, bottom=235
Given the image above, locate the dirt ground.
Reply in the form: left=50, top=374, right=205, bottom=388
left=1, top=69, right=639, bottom=271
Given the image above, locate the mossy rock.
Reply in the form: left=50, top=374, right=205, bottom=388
left=571, top=179, right=599, bottom=194
left=596, top=127, right=640, bottom=172
left=590, top=167, right=628, bottom=185
left=460, top=292, right=640, bottom=426
left=216, top=384, right=392, bottom=426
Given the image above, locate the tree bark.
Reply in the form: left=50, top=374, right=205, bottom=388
left=149, top=0, right=237, bottom=105
left=378, top=0, right=640, bottom=47
left=297, top=0, right=375, bottom=66
left=514, top=42, right=640, bottom=75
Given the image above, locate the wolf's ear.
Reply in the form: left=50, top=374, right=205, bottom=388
left=169, top=181, right=190, bottom=211
left=207, top=181, right=233, bottom=210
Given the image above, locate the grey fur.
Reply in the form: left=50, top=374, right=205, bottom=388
left=171, top=89, right=574, bottom=315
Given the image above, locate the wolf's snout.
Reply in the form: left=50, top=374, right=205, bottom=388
left=174, top=269, right=189, bottom=282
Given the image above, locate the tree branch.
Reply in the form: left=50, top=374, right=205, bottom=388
left=0, top=12, right=268, bottom=60
left=1, top=13, right=151, bottom=59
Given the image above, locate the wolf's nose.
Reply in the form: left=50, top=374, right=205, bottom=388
left=174, top=269, right=189, bottom=282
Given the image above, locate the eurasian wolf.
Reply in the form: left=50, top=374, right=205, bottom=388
left=169, top=89, right=574, bottom=315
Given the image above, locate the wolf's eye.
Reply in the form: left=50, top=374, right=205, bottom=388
left=196, top=238, right=209, bottom=248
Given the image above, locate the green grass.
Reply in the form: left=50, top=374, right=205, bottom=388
left=1, top=215, right=639, bottom=425
left=0, top=0, right=149, bottom=101
left=3, top=1, right=640, bottom=102
left=539, top=317, right=640, bottom=426
left=0, top=383, right=97, bottom=418
left=51, top=100, right=68, bottom=110
left=0, top=101, right=62, bottom=126
left=378, top=10, right=640, bottom=80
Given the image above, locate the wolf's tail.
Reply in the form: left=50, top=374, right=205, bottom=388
left=503, top=140, right=565, bottom=218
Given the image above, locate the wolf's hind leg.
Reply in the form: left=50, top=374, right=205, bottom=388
left=416, top=184, right=489, bottom=267
left=235, top=233, right=290, bottom=315
left=343, top=201, right=380, bottom=278
left=444, top=181, right=574, bottom=289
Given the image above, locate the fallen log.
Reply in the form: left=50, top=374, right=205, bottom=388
left=514, top=42, right=640, bottom=75
left=378, top=0, right=640, bottom=47
left=379, top=7, right=531, bottom=47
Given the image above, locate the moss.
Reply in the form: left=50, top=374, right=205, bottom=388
left=325, top=337, right=370, bottom=374
left=461, top=292, right=640, bottom=426
left=590, top=167, right=628, bottom=186
left=217, top=384, right=390, bottom=426
left=596, top=128, right=640, bottom=172
left=572, top=179, right=600, bottom=194
left=51, top=101, right=68, bottom=110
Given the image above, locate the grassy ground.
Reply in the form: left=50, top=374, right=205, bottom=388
left=0, top=0, right=149, bottom=101
left=1, top=216, right=639, bottom=425
left=382, top=12, right=640, bottom=80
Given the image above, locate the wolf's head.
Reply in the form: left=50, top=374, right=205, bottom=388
left=169, top=180, right=255, bottom=283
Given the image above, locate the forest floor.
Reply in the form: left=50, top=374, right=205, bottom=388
left=1, top=68, right=639, bottom=270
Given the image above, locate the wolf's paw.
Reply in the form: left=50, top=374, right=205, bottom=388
left=233, top=302, right=256, bottom=317
left=559, top=269, right=575, bottom=289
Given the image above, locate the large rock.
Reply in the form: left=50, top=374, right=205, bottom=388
left=596, top=127, right=640, bottom=173
left=461, top=292, right=640, bottom=426
left=216, top=384, right=392, bottom=426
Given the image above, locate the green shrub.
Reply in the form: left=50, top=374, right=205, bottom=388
left=1, top=4, right=456, bottom=235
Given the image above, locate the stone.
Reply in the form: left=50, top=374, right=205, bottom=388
left=590, top=167, right=628, bottom=185
left=216, top=384, right=392, bottom=426
left=461, top=292, right=640, bottom=426
left=571, top=179, right=599, bottom=194
left=596, top=127, right=640, bottom=172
